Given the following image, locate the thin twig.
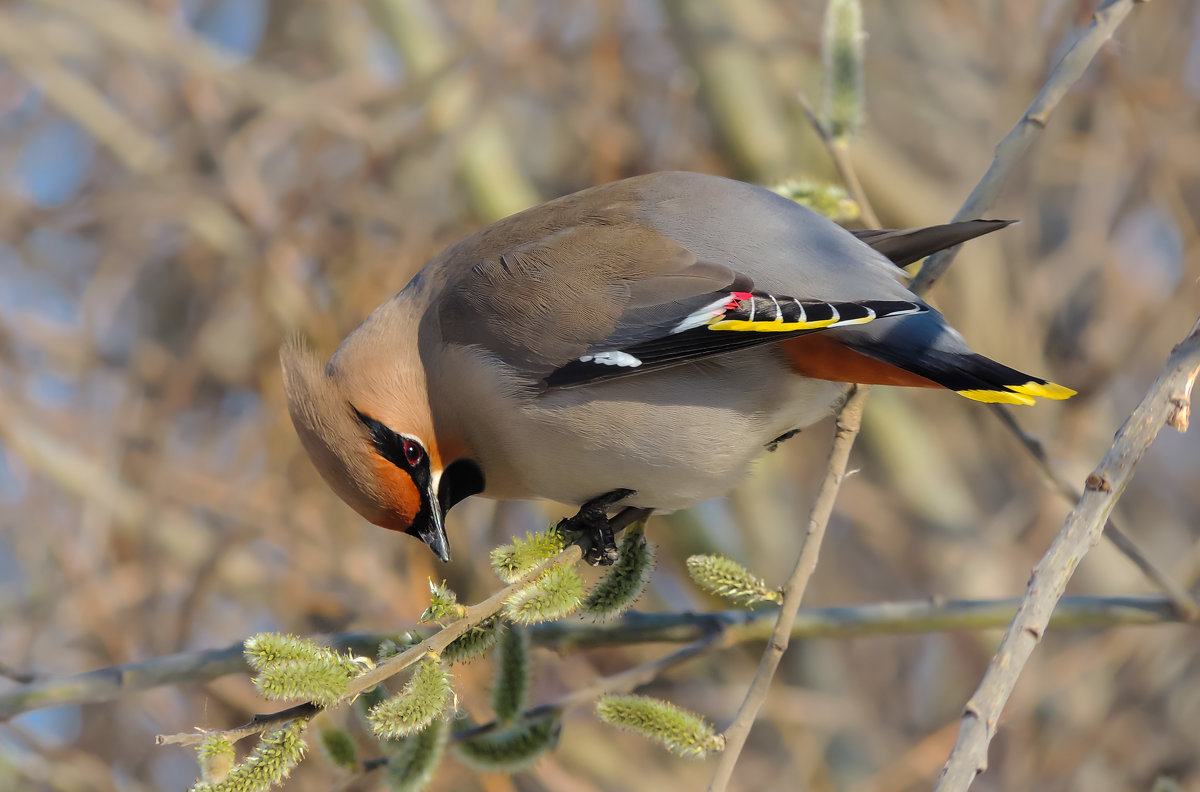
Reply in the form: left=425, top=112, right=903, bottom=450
left=714, top=4, right=1152, bottom=785
left=450, top=633, right=723, bottom=746
left=156, top=544, right=584, bottom=747
left=989, top=404, right=1200, bottom=620
left=936, top=320, right=1200, bottom=791
left=795, top=90, right=881, bottom=229
left=910, top=0, right=1146, bottom=295
left=1, top=594, right=1179, bottom=721
left=710, top=82, right=890, bottom=788
left=811, top=0, right=1182, bottom=615
left=708, top=387, right=870, bottom=790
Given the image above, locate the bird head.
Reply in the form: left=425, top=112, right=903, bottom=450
left=279, top=337, right=482, bottom=562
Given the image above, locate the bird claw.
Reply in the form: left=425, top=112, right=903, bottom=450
left=583, top=525, right=620, bottom=566
left=556, top=488, right=635, bottom=566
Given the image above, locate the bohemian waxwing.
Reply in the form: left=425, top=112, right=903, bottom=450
left=281, top=171, right=1073, bottom=563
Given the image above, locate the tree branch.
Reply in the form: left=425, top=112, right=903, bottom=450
left=909, top=0, right=1147, bottom=295
left=989, top=403, right=1200, bottom=620
left=708, top=386, right=870, bottom=790
left=710, top=3, right=1151, bottom=786
left=936, top=319, right=1200, bottom=791
left=156, top=544, right=585, bottom=747
left=2, top=595, right=1179, bottom=722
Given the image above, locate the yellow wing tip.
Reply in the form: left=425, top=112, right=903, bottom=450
left=957, top=381, right=1076, bottom=405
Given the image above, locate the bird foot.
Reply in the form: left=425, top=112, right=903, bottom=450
left=556, top=488, right=635, bottom=566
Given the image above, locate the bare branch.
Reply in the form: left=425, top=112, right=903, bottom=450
left=795, top=90, right=881, bottom=229
left=936, top=320, right=1200, bottom=791
left=711, top=2, right=1151, bottom=787
left=989, top=404, right=1200, bottom=620
left=708, top=386, right=870, bottom=790
left=910, top=0, right=1147, bottom=295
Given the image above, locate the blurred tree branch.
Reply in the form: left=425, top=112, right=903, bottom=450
left=663, top=0, right=801, bottom=180
left=0, top=594, right=1180, bottom=722
left=36, top=0, right=371, bottom=135
left=910, top=0, right=1149, bottom=295
left=370, top=0, right=540, bottom=220
left=0, top=11, right=167, bottom=174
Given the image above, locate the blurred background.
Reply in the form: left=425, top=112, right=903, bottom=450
left=1, top=1, right=1198, bottom=790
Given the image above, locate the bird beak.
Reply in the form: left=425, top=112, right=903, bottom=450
left=418, top=471, right=451, bottom=563
left=411, top=459, right=483, bottom=563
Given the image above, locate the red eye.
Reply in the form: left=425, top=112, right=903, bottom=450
left=403, top=440, right=424, bottom=466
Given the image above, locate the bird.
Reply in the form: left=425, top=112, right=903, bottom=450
left=281, top=171, right=1073, bottom=564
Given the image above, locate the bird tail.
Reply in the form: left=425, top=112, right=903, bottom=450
left=892, top=347, right=1075, bottom=405
left=831, top=312, right=1075, bottom=406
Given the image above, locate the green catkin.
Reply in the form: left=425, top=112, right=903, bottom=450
left=243, top=634, right=325, bottom=671
left=368, top=655, right=453, bottom=740
left=245, top=632, right=369, bottom=708
left=491, top=624, right=530, bottom=723
left=385, top=716, right=449, bottom=792
left=595, top=694, right=725, bottom=759
left=317, top=724, right=357, bottom=771
left=771, top=178, right=860, bottom=223
left=685, top=554, right=781, bottom=607
left=581, top=525, right=654, bottom=621
left=503, top=563, right=585, bottom=625
left=253, top=658, right=359, bottom=707
left=196, top=735, right=235, bottom=784
left=452, top=715, right=561, bottom=773
left=821, top=0, right=866, bottom=140
left=490, top=528, right=565, bottom=583
left=190, top=721, right=308, bottom=792
left=441, top=617, right=502, bottom=665
left=421, top=580, right=465, bottom=624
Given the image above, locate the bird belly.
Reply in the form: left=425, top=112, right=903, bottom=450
left=433, top=346, right=845, bottom=512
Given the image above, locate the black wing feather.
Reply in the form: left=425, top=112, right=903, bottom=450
left=543, top=298, right=925, bottom=389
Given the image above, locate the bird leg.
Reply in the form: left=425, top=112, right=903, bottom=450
left=556, top=488, right=637, bottom=566
left=765, top=428, right=801, bottom=452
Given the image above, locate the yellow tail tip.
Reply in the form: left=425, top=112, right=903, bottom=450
left=957, top=381, right=1076, bottom=405
left=957, top=389, right=1036, bottom=406
left=1008, top=381, right=1077, bottom=401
